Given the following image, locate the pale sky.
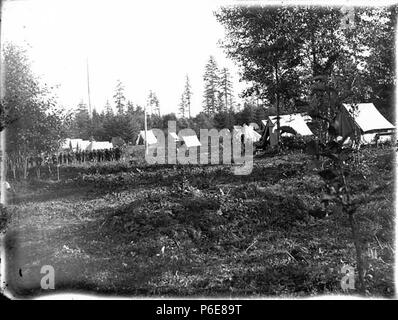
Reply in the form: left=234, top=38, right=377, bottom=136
left=1, top=0, right=246, bottom=116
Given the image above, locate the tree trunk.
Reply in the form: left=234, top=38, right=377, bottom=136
left=36, top=166, right=41, bottom=179
left=23, top=157, right=28, bottom=180
left=276, top=94, right=280, bottom=148
left=342, top=169, right=365, bottom=294
left=275, top=63, right=281, bottom=149
left=348, top=210, right=366, bottom=294
left=10, top=159, right=16, bottom=180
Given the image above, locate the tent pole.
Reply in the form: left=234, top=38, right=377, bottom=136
left=0, top=1, right=6, bottom=205
left=275, top=63, right=280, bottom=150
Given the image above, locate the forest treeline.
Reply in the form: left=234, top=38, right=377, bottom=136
left=0, top=6, right=395, bottom=171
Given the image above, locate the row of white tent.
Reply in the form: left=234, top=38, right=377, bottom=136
left=135, top=124, right=264, bottom=149
left=73, top=103, right=394, bottom=152
left=136, top=130, right=203, bottom=148
left=61, top=139, right=114, bottom=152
left=260, top=103, right=395, bottom=146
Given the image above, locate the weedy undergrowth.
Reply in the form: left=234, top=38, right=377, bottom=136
left=306, top=138, right=366, bottom=293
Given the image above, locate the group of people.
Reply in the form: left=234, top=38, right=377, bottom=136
left=19, top=148, right=123, bottom=168
left=3, top=147, right=124, bottom=181
left=50, top=148, right=123, bottom=165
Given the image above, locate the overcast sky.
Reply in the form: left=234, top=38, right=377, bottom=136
left=2, top=0, right=246, bottom=116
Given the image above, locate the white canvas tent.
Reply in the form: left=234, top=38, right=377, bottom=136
left=340, top=103, right=395, bottom=144
left=233, top=124, right=262, bottom=143
left=343, top=103, right=395, bottom=133
left=249, top=122, right=260, bottom=130
left=302, top=114, right=312, bottom=123
left=180, top=135, right=201, bottom=148
left=80, top=140, right=91, bottom=150
left=86, top=141, right=113, bottom=151
left=261, top=114, right=313, bottom=147
left=61, top=138, right=83, bottom=151
left=270, top=114, right=313, bottom=136
left=233, top=125, right=243, bottom=137
left=136, top=130, right=158, bottom=145
left=169, top=132, right=180, bottom=142
left=61, top=139, right=92, bottom=151
left=243, top=124, right=262, bottom=142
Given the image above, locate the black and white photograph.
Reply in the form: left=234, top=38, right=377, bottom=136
left=0, top=0, right=396, bottom=301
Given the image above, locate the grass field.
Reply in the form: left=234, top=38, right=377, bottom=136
left=2, top=146, right=395, bottom=298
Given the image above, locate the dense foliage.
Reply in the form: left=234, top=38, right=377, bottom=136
left=215, top=6, right=396, bottom=121
left=2, top=44, right=69, bottom=179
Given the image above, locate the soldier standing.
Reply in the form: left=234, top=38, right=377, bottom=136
left=115, top=147, right=121, bottom=161
left=76, top=151, right=81, bottom=163
left=52, top=154, right=57, bottom=165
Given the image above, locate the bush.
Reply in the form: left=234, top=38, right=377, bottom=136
left=281, top=136, right=307, bottom=151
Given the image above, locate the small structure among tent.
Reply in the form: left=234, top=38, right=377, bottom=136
left=111, top=136, right=126, bottom=147
left=302, top=114, right=312, bottom=123
left=60, top=138, right=92, bottom=152
left=338, top=103, right=395, bottom=144
left=61, top=138, right=83, bottom=151
left=135, top=130, right=158, bottom=146
left=233, top=125, right=243, bottom=137
left=233, top=124, right=262, bottom=143
left=86, top=141, right=113, bottom=151
left=261, top=114, right=314, bottom=148
left=80, top=140, right=91, bottom=150
left=180, top=134, right=201, bottom=148
left=169, top=132, right=180, bottom=142
left=248, top=122, right=260, bottom=130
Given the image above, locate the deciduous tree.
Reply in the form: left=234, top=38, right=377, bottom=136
left=3, top=43, right=68, bottom=179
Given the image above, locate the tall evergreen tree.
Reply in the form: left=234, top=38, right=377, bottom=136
left=147, top=90, right=160, bottom=116
left=183, top=75, right=192, bottom=118
left=178, top=93, right=186, bottom=118
left=69, top=101, right=91, bottom=139
left=218, top=67, right=234, bottom=112
left=202, top=56, right=220, bottom=116
left=178, top=75, right=193, bottom=118
left=126, top=100, right=135, bottom=114
left=91, top=109, right=106, bottom=141
left=104, top=99, right=114, bottom=117
left=113, top=79, right=126, bottom=115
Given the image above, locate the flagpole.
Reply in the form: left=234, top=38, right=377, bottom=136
left=86, top=57, right=92, bottom=117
